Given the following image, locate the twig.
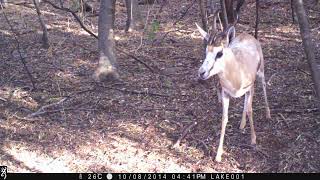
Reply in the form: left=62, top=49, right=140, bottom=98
left=173, top=121, right=198, bottom=148
left=271, top=108, right=319, bottom=114
left=28, top=97, right=68, bottom=117
left=12, top=114, right=39, bottom=121
left=238, top=144, right=270, bottom=158
left=173, top=0, right=196, bottom=25
left=7, top=1, right=33, bottom=9
left=31, top=107, right=97, bottom=116
left=155, top=28, right=181, bottom=44
left=138, top=107, right=179, bottom=112
left=267, top=73, right=278, bottom=86
left=297, top=68, right=311, bottom=76
left=190, top=134, right=209, bottom=154
left=56, top=81, right=67, bottom=121
left=115, top=47, right=155, bottom=73
left=98, top=84, right=170, bottom=98
left=278, top=113, right=289, bottom=127
left=0, top=97, right=7, bottom=102
left=0, top=3, right=36, bottom=90
left=43, top=0, right=98, bottom=39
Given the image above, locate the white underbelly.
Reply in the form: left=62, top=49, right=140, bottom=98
left=223, top=85, right=252, bottom=98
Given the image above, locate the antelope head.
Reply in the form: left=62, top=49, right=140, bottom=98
left=196, top=9, right=237, bottom=80
left=197, top=24, right=236, bottom=80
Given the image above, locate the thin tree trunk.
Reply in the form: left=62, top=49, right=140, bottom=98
left=220, top=0, right=228, bottom=30
left=59, top=0, right=63, bottom=7
left=208, top=0, right=215, bottom=15
left=293, top=0, right=320, bottom=108
left=255, top=0, right=259, bottom=39
left=198, top=0, right=208, bottom=54
left=125, top=0, right=143, bottom=32
left=32, top=0, right=49, bottom=48
left=235, top=0, right=245, bottom=17
left=111, top=0, right=116, bottom=28
left=225, top=0, right=234, bottom=24
left=0, top=0, right=7, bottom=8
left=291, top=0, right=295, bottom=24
left=94, top=0, right=119, bottom=81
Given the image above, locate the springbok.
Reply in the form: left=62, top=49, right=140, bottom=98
left=196, top=18, right=271, bottom=162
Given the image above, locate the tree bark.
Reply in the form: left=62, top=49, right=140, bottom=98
left=94, top=0, right=119, bottom=82
left=293, top=0, right=320, bottom=108
left=198, top=0, right=208, bottom=54
left=32, top=0, right=49, bottom=49
left=255, top=0, right=259, bottom=39
left=125, top=0, right=143, bottom=32
left=0, top=0, right=7, bottom=8
left=291, top=0, right=295, bottom=24
left=225, top=0, right=234, bottom=24
left=220, top=0, right=228, bottom=29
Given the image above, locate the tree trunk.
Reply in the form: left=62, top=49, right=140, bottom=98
left=125, top=0, right=143, bottom=32
left=255, top=0, right=259, bottom=39
left=293, top=0, right=320, bottom=108
left=94, top=0, right=119, bottom=82
left=0, top=0, right=7, bottom=8
left=32, top=0, right=49, bottom=49
left=220, top=0, right=228, bottom=29
left=291, top=0, right=295, bottom=24
left=198, top=0, right=208, bottom=55
left=225, top=0, right=234, bottom=24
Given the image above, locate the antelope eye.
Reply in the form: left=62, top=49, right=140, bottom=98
left=216, top=51, right=223, bottom=59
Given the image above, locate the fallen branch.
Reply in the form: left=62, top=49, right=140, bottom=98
left=238, top=144, right=270, bottom=158
left=97, top=84, right=170, bottom=98
left=27, top=97, right=68, bottom=117
left=31, top=107, right=97, bottom=117
left=271, top=108, right=319, bottom=114
left=267, top=73, right=278, bottom=86
left=115, top=47, right=155, bottom=73
left=0, top=97, right=7, bottom=102
left=173, top=121, right=198, bottom=148
left=190, top=134, right=209, bottom=154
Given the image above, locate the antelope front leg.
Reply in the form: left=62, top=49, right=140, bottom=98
left=215, top=90, right=230, bottom=162
left=247, top=87, right=256, bottom=145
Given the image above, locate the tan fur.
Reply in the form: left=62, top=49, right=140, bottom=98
left=218, top=33, right=261, bottom=97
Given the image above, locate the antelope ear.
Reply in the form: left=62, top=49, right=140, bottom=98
left=224, top=26, right=236, bottom=47
left=195, top=23, right=209, bottom=41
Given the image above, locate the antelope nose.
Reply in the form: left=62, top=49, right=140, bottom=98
left=199, top=71, right=205, bottom=79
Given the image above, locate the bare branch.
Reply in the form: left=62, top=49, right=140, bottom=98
left=173, top=121, right=198, bottom=148
left=43, top=0, right=98, bottom=39
left=0, top=2, right=36, bottom=89
left=27, top=97, right=68, bottom=117
left=115, top=47, right=155, bottom=73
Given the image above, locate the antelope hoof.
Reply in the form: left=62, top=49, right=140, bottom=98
left=215, top=155, right=222, bottom=162
left=266, top=108, right=271, bottom=119
left=239, top=119, right=246, bottom=130
left=251, top=136, right=256, bottom=145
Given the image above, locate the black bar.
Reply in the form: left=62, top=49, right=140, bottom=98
left=6, top=173, right=320, bottom=180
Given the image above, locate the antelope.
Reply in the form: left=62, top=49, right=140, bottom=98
left=196, top=14, right=271, bottom=162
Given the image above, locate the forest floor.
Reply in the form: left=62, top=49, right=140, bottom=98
left=0, top=0, right=319, bottom=173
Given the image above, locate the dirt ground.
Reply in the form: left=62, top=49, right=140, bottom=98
left=0, top=0, right=319, bottom=173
